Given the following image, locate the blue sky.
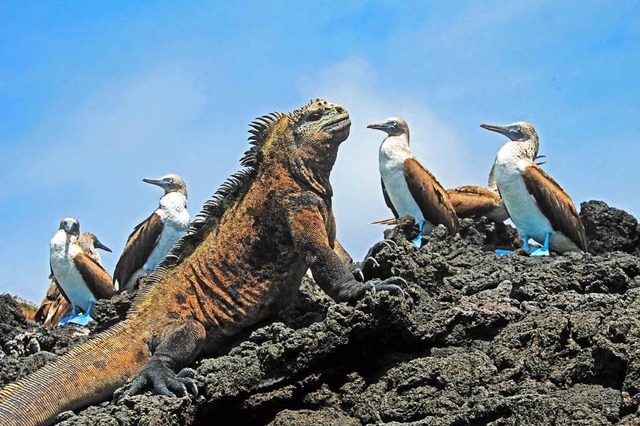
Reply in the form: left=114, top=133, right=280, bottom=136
left=1, top=1, right=639, bottom=302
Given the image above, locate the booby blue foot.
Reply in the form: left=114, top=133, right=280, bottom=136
left=530, top=233, right=551, bottom=257
left=68, top=302, right=95, bottom=326
left=58, top=305, right=78, bottom=325
left=412, top=221, right=425, bottom=247
left=68, top=314, right=93, bottom=326
left=495, top=249, right=514, bottom=256
left=530, top=248, right=550, bottom=256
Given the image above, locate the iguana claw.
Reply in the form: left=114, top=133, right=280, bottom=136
left=371, top=239, right=397, bottom=251
left=364, top=256, right=380, bottom=268
left=351, top=267, right=365, bottom=282
left=369, top=277, right=407, bottom=297
left=120, top=360, right=198, bottom=399
left=363, top=239, right=397, bottom=269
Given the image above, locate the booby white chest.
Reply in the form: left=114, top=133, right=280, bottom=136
left=379, top=137, right=429, bottom=229
left=49, top=230, right=95, bottom=311
left=144, top=192, right=189, bottom=271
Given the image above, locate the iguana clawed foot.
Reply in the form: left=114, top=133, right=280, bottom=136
left=119, top=360, right=198, bottom=399
left=369, top=276, right=406, bottom=297
left=334, top=276, right=407, bottom=302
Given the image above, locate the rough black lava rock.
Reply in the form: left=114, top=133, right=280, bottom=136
left=580, top=200, right=640, bottom=256
left=1, top=200, right=639, bottom=425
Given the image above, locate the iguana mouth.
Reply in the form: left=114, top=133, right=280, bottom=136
left=322, top=113, right=351, bottom=139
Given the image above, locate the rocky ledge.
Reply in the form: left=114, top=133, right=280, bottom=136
left=1, top=200, right=639, bottom=425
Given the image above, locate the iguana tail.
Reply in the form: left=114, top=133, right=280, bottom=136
left=0, top=322, right=149, bottom=426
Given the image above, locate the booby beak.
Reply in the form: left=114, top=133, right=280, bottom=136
left=480, top=123, right=522, bottom=140
left=142, top=178, right=164, bottom=188
left=367, top=122, right=392, bottom=132
left=93, top=238, right=112, bottom=253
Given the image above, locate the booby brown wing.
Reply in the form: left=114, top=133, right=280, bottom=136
left=447, top=186, right=508, bottom=221
left=35, top=279, right=72, bottom=326
left=35, top=279, right=59, bottom=324
left=522, top=164, right=588, bottom=251
left=403, top=157, right=459, bottom=235
left=73, top=253, right=116, bottom=299
left=381, top=179, right=400, bottom=219
left=113, top=212, right=163, bottom=289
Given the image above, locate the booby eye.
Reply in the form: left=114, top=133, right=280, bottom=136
left=168, top=178, right=174, bottom=184
left=307, top=111, right=322, bottom=122
left=391, top=121, right=398, bottom=127
left=516, top=125, right=522, bottom=132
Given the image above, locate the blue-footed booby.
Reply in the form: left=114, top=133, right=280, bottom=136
left=49, top=218, right=116, bottom=325
left=368, top=117, right=458, bottom=246
left=114, top=174, right=189, bottom=292
left=481, top=122, right=587, bottom=255
left=37, top=232, right=111, bottom=327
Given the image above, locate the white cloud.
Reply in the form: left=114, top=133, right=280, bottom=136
left=297, top=57, right=480, bottom=260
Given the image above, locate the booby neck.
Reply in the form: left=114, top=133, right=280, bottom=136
left=379, top=133, right=413, bottom=165
left=159, top=191, right=188, bottom=210
left=51, top=229, right=77, bottom=257
left=496, top=140, right=536, bottom=166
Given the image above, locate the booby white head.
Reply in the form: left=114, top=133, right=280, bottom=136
left=50, top=217, right=115, bottom=325
left=59, top=217, right=80, bottom=238
left=367, top=117, right=411, bottom=141
left=114, top=173, right=190, bottom=292
left=368, top=117, right=458, bottom=246
left=77, top=232, right=112, bottom=264
left=142, top=174, right=188, bottom=198
left=481, top=121, right=587, bottom=255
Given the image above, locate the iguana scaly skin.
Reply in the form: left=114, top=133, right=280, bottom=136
left=0, top=99, right=403, bottom=426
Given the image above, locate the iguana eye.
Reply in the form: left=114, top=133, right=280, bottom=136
left=307, top=112, right=322, bottom=122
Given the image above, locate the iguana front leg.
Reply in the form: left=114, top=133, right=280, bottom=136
left=288, top=205, right=405, bottom=302
left=121, top=320, right=206, bottom=398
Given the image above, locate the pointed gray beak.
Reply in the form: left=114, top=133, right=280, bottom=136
left=93, top=238, right=112, bottom=253
left=480, top=123, right=513, bottom=137
left=367, top=122, right=390, bottom=131
left=143, top=178, right=163, bottom=187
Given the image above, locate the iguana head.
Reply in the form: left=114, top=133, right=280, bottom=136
left=290, top=98, right=351, bottom=151
left=249, top=99, right=350, bottom=196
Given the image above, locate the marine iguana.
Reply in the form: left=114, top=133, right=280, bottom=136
left=0, top=99, right=404, bottom=426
